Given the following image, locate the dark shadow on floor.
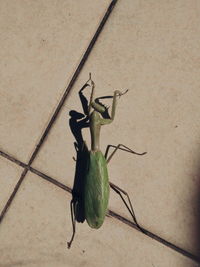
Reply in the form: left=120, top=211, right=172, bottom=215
left=68, top=82, right=90, bottom=224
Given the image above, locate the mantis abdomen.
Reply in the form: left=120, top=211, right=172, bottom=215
left=84, top=150, right=110, bottom=229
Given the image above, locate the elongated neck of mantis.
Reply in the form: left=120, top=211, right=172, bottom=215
left=91, top=131, right=100, bottom=151
left=90, top=111, right=101, bottom=152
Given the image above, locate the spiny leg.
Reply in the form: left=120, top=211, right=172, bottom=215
left=78, top=73, right=95, bottom=116
left=105, top=143, right=147, bottom=164
left=105, top=144, right=146, bottom=232
left=109, top=182, right=144, bottom=232
left=88, top=74, right=95, bottom=115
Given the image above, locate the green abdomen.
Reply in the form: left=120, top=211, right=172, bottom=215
left=84, top=150, right=109, bottom=229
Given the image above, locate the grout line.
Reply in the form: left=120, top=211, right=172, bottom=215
left=0, top=0, right=118, bottom=225
left=0, top=149, right=199, bottom=264
left=0, top=168, right=28, bottom=224
left=0, top=150, right=26, bottom=168
left=108, top=211, right=200, bottom=264
left=29, top=166, right=72, bottom=194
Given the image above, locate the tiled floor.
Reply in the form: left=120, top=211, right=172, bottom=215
left=0, top=1, right=200, bottom=266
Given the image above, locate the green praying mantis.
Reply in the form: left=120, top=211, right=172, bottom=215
left=67, top=74, right=146, bottom=248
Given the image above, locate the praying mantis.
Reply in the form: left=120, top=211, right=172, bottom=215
left=67, top=74, right=146, bottom=248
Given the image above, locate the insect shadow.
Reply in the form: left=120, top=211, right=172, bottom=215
left=68, top=83, right=90, bottom=224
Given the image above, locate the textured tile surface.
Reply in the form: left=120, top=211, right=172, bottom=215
left=0, top=172, right=198, bottom=267
left=1, top=0, right=200, bottom=265
left=32, top=0, right=200, bottom=258
left=0, top=0, right=110, bottom=162
left=0, top=156, right=23, bottom=212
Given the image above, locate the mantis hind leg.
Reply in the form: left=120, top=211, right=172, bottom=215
left=105, top=143, right=146, bottom=232
left=109, top=182, right=144, bottom=232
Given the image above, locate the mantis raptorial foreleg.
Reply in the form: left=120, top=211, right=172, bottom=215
left=86, top=73, right=95, bottom=115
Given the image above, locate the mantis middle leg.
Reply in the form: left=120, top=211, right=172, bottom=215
left=105, top=144, right=146, bottom=164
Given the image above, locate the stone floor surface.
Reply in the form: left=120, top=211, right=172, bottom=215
left=0, top=1, right=200, bottom=266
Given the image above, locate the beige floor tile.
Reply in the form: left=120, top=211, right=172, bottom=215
left=0, top=0, right=110, bottom=162
left=32, top=0, right=200, bottom=258
left=0, top=172, right=198, bottom=267
left=0, top=156, right=23, bottom=212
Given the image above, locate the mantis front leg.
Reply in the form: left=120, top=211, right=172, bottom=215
left=97, top=89, right=129, bottom=125
left=87, top=73, right=95, bottom=115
